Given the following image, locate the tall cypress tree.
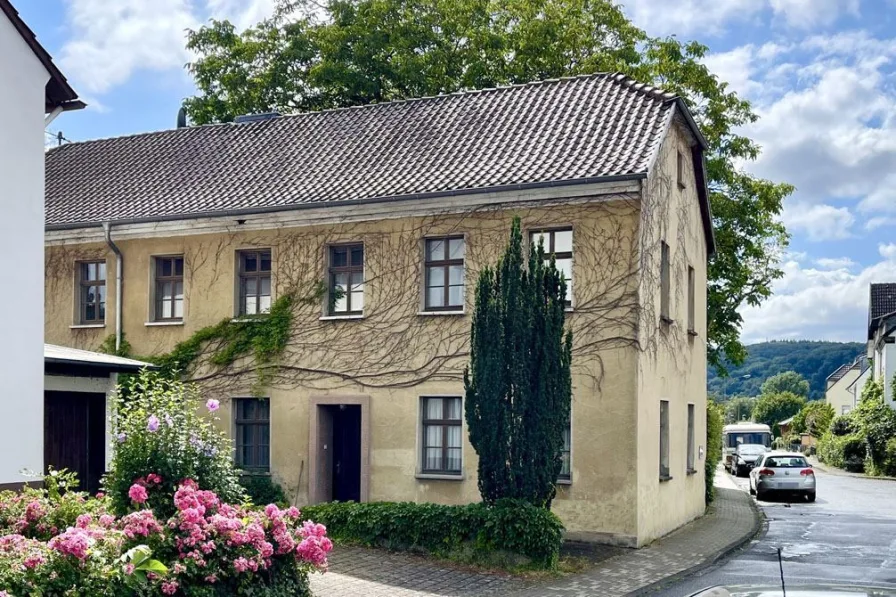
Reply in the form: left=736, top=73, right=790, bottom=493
left=464, top=217, right=573, bottom=508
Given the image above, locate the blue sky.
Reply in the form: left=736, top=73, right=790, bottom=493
left=24, top=0, right=896, bottom=345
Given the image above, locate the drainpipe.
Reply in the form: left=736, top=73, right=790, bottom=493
left=45, top=106, right=64, bottom=127
left=102, top=223, right=123, bottom=353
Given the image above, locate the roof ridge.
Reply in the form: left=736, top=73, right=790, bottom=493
left=49, top=72, right=677, bottom=150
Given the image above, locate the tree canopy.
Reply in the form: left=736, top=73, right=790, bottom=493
left=760, top=371, right=810, bottom=399
left=724, top=396, right=755, bottom=424
left=183, top=0, right=793, bottom=369
left=752, top=392, right=807, bottom=435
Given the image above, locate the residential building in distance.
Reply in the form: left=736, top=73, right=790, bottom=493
left=825, top=356, right=868, bottom=415
left=0, top=0, right=84, bottom=489
left=44, top=74, right=713, bottom=547
left=867, top=283, right=896, bottom=409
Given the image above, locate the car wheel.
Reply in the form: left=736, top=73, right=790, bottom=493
left=756, top=489, right=767, bottom=501
left=749, top=482, right=755, bottom=496
left=806, top=492, right=816, bottom=503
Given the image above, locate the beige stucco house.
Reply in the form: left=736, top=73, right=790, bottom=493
left=824, top=357, right=866, bottom=415
left=43, top=74, right=713, bottom=547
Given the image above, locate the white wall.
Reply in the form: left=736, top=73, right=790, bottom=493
left=0, top=13, right=51, bottom=485
left=883, top=342, right=896, bottom=409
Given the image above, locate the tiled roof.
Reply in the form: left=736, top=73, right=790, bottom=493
left=868, top=283, right=896, bottom=338
left=45, top=73, right=711, bottom=248
left=826, top=363, right=850, bottom=383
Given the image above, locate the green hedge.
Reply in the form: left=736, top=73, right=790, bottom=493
left=817, top=432, right=865, bottom=472
left=705, top=400, right=724, bottom=504
left=301, top=500, right=563, bottom=569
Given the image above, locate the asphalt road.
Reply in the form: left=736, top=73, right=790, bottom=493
left=647, top=467, right=896, bottom=596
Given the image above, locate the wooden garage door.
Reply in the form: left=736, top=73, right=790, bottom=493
left=44, top=391, right=106, bottom=494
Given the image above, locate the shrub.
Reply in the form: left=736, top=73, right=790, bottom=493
left=705, top=399, right=724, bottom=504
left=830, top=415, right=855, bottom=436
left=0, top=477, right=329, bottom=595
left=851, top=379, right=896, bottom=476
left=240, top=475, right=289, bottom=506
left=880, top=438, right=896, bottom=477
left=106, top=371, right=244, bottom=518
left=301, top=499, right=563, bottom=569
left=816, top=433, right=865, bottom=472
left=792, top=401, right=834, bottom=437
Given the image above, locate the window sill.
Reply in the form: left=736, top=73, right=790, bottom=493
left=319, top=314, right=364, bottom=321
left=687, top=329, right=699, bottom=337
left=677, top=182, right=687, bottom=191
left=417, top=310, right=465, bottom=316
left=231, top=317, right=267, bottom=323
left=686, top=468, right=698, bottom=476
left=659, top=475, right=673, bottom=483
left=660, top=316, right=674, bottom=325
left=145, top=321, right=184, bottom=327
left=237, top=470, right=271, bottom=477
left=415, top=473, right=464, bottom=481
left=557, top=478, right=572, bottom=486
left=70, top=324, right=105, bottom=329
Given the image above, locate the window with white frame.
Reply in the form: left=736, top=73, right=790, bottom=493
left=687, top=403, right=696, bottom=473
left=660, top=241, right=671, bottom=322
left=238, top=250, right=272, bottom=316
left=559, top=426, right=571, bottom=481
left=328, top=244, right=364, bottom=315
left=420, top=397, right=462, bottom=474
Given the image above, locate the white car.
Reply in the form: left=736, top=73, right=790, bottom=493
left=748, top=452, right=816, bottom=502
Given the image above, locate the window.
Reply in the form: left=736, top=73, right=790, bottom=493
left=687, top=404, right=696, bottom=473
left=238, top=250, right=272, bottom=316
left=424, top=237, right=465, bottom=311
left=421, top=397, right=462, bottom=474
left=328, top=244, right=364, bottom=315
left=842, top=405, right=851, bottom=415
left=677, top=150, right=687, bottom=189
left=660, top=400, right=670, bottom=479
left=530, top=228, right=573, bottom=305
left=78, top=261, right=106, bottom=324
left=234, top=398, right=270, bottom=472
left=559, top=427, right=571, bottom=481
left=154, top=256, right=184, bottom=321
left=687, top=265, right=696, bottom=334
left=660, top=241, right=671, bottom=322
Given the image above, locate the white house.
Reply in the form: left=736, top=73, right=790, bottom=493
left=867, top=283, right=896, bottom=410
left=0, top=0, right=84, bottom=489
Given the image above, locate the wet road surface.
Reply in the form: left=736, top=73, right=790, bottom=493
left=647, top=468, right=896, bottom=595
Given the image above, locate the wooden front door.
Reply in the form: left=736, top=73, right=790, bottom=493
left=44, top=391, right=106, bottom=494
left=331, top=405, right=361, bottom=502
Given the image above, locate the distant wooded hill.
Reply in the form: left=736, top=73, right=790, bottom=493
left=708, top=340, right=866, bottom=401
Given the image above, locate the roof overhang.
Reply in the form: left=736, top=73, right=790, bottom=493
left=44, top=344, right=155, bottom=376
left=0, top=0, right=84, bottom=113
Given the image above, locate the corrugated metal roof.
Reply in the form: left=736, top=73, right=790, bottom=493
left=45, top=344, right=154, bottom=371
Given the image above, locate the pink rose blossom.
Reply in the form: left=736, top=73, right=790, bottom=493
left=204, top=574, right=218, bottom=583
left=49, top=527, right=93, bottom=560
left=95, top=492, right=105, bottom=499
left=23, top=554, right=44, bottom=569
left=128, top=483, right=149, bottom=504
left=233, top=557, right=250, bottom=573
left=99, top=514, right=116, bottom=528
left=76, top=514, right=92, bottom=528
left=124, top=563, right=135, bottom=575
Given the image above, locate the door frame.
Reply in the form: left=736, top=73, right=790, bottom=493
left=308, top=395, right=370, bottom=504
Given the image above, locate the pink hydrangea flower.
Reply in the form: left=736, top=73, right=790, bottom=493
left=99, top=514, right=116, bottom=528
left=24, top=500, right=44, bottom=522
left=233, top=557, right=250, bottom=573
left=76, top=514, right=92, bottom=528
left=49, top=527, right=93, bottom=560
left=206, top=398, right=220, bottom=412
left=128, top=483, right=149, bottom=504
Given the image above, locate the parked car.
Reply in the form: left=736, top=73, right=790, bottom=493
left=729, top=444, right=767, bottom=477
left=748, top=452, right=816, bottom=502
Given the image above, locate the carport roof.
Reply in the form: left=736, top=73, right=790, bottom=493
left=44, top=344, right=155, bottom=373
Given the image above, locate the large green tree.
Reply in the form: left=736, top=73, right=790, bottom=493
left=464, top=217, right=572, bottom=507
left=760, top=371, right=810, bottom=399
left=724, top=396, right=755, bottom=424
left=183, top=0, right=793, bottom=370
left=752, top=391, right=807, bottom=436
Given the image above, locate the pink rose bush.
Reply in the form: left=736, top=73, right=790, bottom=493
left=0, top=478, right=329, bottom=595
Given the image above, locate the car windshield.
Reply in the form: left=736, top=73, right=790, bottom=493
left=738, top=445, right=766, bottom=455
left=728, top=432, right=771, bottom=447
left=763, top=456, right=808, bottom=468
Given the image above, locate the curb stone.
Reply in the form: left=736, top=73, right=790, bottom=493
left=625, top=483, right=765, bottom=596
left=809, top=457, right=896, bottom=482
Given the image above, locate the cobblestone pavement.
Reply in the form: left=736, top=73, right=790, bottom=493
left=310, top=546, right=530, bottom=597
left=311, top=472, right=759, bottom=597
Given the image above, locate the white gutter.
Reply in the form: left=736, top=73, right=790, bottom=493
left=45, top=106, right=64, bottom=126
left=102, top=223, right=123, bottom=352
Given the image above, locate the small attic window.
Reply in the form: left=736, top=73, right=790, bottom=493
left=677, top=150, right=687, bottom=190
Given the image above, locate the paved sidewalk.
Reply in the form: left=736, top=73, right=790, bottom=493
left=808, top=456, right=896, bottom=481
left=310, top=471, right=760, bottom=597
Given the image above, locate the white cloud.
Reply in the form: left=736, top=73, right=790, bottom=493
left=768, top=0, right=859, bottom=29
left=866, top=216, right=896, bottom=231
left=59, top=0, right=280, bottom=96
left=741, top=257, right=896, bottom=343
left=781, top=202, right=855, bottom=241
left=815, top=257, right=856, bottom=270
left=622, top=0, right=762, bottom=36
left=881, top=243, right=896, bottom=261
